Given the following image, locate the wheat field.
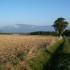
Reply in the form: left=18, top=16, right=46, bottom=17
left=0, top=35, right=59, bottom=70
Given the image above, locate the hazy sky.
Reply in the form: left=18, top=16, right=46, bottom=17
left=0, top=0, right=70, bottom=27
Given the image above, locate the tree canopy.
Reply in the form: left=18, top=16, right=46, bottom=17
left=52, top=17, right=68, bottom=35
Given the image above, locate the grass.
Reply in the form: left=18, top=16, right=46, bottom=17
left=27, top=38, right=63, bottom=70
left=45, top=37, right=70, bottom=70
left=1, top=35, right=69, bottom=70
left=63, top=37, right=70, bottom=53
left=0, top=35, right=60, bottom=70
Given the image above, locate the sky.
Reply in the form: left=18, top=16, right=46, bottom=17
left=0, top=0, right=70, bottom=27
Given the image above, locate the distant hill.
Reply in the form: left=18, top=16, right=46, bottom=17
left=0, top=24, right=54, bottom=33
left=0, top=24, right=70, bottom=33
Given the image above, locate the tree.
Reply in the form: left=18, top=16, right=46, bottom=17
left=63, top=30, right=70, bottom=36
left=52, top=17, right=68, bottom=35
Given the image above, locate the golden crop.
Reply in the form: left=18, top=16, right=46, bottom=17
left=0, top=35, right=59, bottom=70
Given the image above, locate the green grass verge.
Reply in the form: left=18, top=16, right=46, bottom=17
left=48, top=38, right=64, bottom=53
left=63, top=37, right=70, bottom=53
left=47, top=37, right=70, bottom=70
left=58, top=37, right=70, bottom=70
left=27, top=38, right=64, bottom=70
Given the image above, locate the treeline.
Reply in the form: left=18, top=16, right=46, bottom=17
left=63, top=30, right=70, bottom=36
left=29, top=30, right=70, bottom=36
left=29, top=31, right=59, bottom=36
left=0, top=30, right=70, bottom=36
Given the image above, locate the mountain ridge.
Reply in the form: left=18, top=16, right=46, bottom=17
left=0, top=24, right=70, bottom=33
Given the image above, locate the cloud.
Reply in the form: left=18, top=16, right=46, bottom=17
left=13, top=24, right=19, bottom=28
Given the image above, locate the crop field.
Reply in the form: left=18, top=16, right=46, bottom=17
left=0, top=35, right=60, bottom=70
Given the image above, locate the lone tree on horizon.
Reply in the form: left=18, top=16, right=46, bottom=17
left=52, top=17, right=68, bottom=35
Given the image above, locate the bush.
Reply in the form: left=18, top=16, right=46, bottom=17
left=63, top=30, right=70, bottom=36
